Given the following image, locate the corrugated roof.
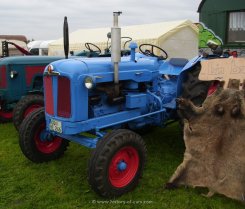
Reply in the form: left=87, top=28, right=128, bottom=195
left=0, top=35, right=28, bottom=43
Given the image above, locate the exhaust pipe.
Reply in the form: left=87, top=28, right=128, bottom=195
left=63, top=16, right=69, bottom=59
left=111, top=12, right=122, bottom=86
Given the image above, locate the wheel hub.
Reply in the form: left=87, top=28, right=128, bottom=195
left=34, top=122, right=62, bottom=154
left=109, top=146, right=139, bottom=188
left=117, top=160, right=127, bottom=171
left=39, top=129, right=50, bottom=142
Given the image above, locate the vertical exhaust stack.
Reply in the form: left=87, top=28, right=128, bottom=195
left=111, top=12, right=122, bottom=90
left=63, top=16, right=69, bottom=59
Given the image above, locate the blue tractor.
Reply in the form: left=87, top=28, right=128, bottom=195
left=19, top=12, right=213, bottom=197
left=11, top=17, right=132, bottom=130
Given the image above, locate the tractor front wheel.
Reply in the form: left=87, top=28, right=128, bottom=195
left=88, top=129, right=147, bottom=197
left=19, top=107, right=69, bottom=163
left=13, top=94, right=44, bottom=130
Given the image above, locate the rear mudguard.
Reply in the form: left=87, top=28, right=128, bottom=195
left=181, top=56, right=203, bottom=74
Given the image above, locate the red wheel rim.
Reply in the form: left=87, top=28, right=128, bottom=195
left=0, top=110, right=12, bottom=119
left=24, top=104, right=43, bottom=118
left=207, top=81, right=220, bottom=96
left=34, top=122, right=62, bottom=154
left=109, top=146, right=139, bottom=188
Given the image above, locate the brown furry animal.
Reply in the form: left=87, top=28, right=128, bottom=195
left=166, top=88, right=245, bottom=202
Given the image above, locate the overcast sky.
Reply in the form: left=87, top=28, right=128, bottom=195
left=0, top=0, right=202, bottom=41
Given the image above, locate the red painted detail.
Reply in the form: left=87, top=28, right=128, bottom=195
left=57, top=77, right=71, bottom=118
left=0, top=109, right=13, bottom=119
left=24, top=104, right=43, bottom=118
left=44, top=76, right=54, bottom=115
left=207, top=80, right=220, bottom=96
left=25, top=66, right=45, bottom=86
left=231, top=51, right=238, bottom=58
left=0, top=66, right=7, bottom=88
left=109, top=146, right=139, bottom=188
left=34, top=122, right=62, bottom=154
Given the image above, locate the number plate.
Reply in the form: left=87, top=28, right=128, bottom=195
left=49, top=119, right=62, bottom=133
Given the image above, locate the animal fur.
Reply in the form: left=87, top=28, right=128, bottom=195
left=166, top=88, right=245, bottom=203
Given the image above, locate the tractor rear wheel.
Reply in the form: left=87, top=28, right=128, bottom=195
left=88, top=129, right=147, bottom=197
left=181, top=64, right=212, bottom=106
left=179, top=64, right=214, bottom=128
left=13, top=94, right=44, bottom=131
left=19, top=107, right=69, bottom=163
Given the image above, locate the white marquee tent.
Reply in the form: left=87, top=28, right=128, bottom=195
left=48, top=19, right=198, bottom=59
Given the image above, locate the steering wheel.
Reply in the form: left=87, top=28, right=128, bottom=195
left=139, top=44, right=168, bottom=60
left=85, top=43, right=101, bottom=54
left=121, top=37, right=132, bottom=49
left=106, top=36, right=133, bottom=51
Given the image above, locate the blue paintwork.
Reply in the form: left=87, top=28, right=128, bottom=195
left=118, top=161, right=127, bottom=171
left=0, top=52, right=107, bottom=113
left=129, top=42, right=138, bottom=61
left=55, top=132, right=101, bottom=148
left=43, top=45, right=204, bottom=148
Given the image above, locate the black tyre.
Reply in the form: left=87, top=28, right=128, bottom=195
left=19, top=107, right=69, bottom=163
left=181, top=63, right=212, bottom=106
left=178, top=64, right=212, bottom=130
left=13, top=94, right=44, bottom=131
left=88, top=129, right=147, bottom=197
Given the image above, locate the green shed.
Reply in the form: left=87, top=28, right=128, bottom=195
left=198, top=0, right=245, bottom=51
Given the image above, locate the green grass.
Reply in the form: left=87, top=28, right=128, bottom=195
left=0, top=122, right=244, bottom=209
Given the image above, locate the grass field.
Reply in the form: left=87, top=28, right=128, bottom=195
left=0, top=122, right=244, bottom=209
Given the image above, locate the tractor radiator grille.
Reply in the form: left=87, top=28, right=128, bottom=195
left=0, top=66, right=7, bottom=88
left=57, top=76, right=71, bottom=118
left=44, top=76, right=54, bottom=115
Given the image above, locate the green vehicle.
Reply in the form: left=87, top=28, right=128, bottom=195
left=0, top=55, right=65, bottom=122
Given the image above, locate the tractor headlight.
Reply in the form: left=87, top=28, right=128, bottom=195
left=10, top=70, right=18, bottom=79
left=84, top=76, right=95, bottom=89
